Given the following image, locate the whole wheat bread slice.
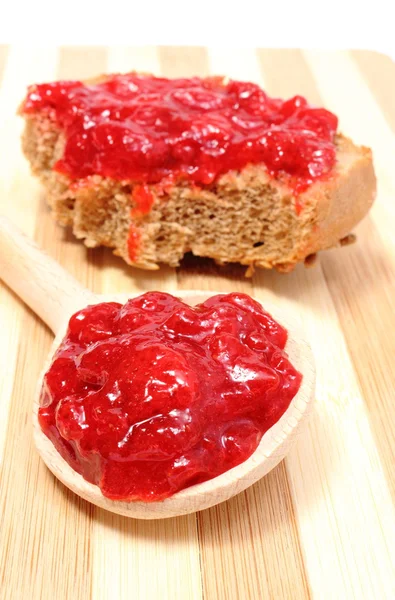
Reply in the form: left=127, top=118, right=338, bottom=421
left=21, top=104, right=376, bottom=274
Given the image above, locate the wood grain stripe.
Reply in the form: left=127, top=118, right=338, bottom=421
left=0, top=45, right=9, bottom=83
left=257, top=49, right=395, bottom=598
left=302, top=49, right=395, bottom=497
left=30, top=45, right=110, bottom=600
left=107, top=45, right=161, bottom=76
left=253, top=265, right=395, bottom=599
left=90, top=511, right=203, bottom=600
left=0, top=46, right=57, bottom=222
left=159, top=46, right=209, bottom=78
left=0, top=46, right=95, bottom=599
left=208, top=48, right=262, bottom=83
left=177, top=258, right=253, bottom=293
left=198, top=465, right=311, bottom=600
left=58, top=46, right=109, bottom=80
left=0, top=46, right=23, bottom=462
left=259, top=50, right=395, bottom=497
left=351, top=50, right=395, bottom=135
left=0, top=46, right=58, bottom=461
left=302, top=51, right=395, bottom=189
left=257, top=49, right=322, bottom=103
left=321, top=219, right=395, bottom=499
left=0, top=314, right=93, bottom=600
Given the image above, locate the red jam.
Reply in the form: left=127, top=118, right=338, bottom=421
left=131, top=184, right=155, bottom=216
left=127, top=224, right=141, bottom=262
left=39, top=292, right=302, bottom=502
left=23, top=74, right=338, bottom=191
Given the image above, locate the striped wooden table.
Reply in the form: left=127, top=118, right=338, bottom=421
left=0, top=46, right=394, bottom=600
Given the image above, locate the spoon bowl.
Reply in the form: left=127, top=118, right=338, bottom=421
left=0, top=217, right=315, bottom=519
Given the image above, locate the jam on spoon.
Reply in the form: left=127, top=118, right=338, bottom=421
left=39, top=292, right=302, bottom=502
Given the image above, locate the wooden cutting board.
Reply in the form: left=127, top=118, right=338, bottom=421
left=0, top=46, right=394, bottom=600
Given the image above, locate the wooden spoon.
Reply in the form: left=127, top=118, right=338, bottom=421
left=0, top=217, right=315, bottom=519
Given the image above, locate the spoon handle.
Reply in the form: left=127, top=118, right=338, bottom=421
left=0, top=216, right=97, bottom=333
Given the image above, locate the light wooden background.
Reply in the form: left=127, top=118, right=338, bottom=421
left=0, top=46, right=394, bottom=600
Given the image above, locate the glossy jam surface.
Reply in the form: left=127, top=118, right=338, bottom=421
left=39, top=292, right=302, bottom=501
left=23, top=74, right=338, bottom=190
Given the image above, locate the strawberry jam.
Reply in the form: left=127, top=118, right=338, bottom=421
left=23, top=74, right=338, bottom=190
left=39, top=292, right=302, bottom=502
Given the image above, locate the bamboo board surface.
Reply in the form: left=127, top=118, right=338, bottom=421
left=0, top=46, right=394, bottom=600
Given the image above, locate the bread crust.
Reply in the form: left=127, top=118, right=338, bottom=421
left=20, top=110, right=376, bottom=273
left=299, top=135, right=375, bottom=265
